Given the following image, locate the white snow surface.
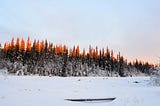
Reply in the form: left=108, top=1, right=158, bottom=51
left=0, top=75, right=160, bottom=106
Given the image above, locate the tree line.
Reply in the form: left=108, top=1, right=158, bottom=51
left=0, top=37, right=154, bottom=77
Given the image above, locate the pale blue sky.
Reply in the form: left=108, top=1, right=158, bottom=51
left=0, top=0, right=160, bottom=63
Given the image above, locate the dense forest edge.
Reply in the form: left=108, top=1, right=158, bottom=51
left=0, top=37, right=156, bottom=77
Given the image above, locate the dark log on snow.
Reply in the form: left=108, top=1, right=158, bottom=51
left=66, top=97, right=116, bottom=102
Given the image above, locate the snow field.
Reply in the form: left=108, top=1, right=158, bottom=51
left=0, top=76, right=160, bottom=106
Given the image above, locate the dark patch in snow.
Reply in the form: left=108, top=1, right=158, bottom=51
left=0, top=96, right=5, bottom=99
left=133, top=81, right=140, bottom=83
left=65, top=97, right=116, bottom=102
left=103, top=78, right=108, bottom=80
left=77, top=79, right=81, bottom=81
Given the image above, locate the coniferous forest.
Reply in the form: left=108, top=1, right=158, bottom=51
left=0, top=37, right=154, bottom=77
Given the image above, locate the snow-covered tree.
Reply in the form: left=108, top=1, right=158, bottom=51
left=0, top=36, right=154, bottom=77
left=150, top=67, right=160, bottom=86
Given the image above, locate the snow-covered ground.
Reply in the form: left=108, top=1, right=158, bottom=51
left=0, top=75, right=160, bottom=106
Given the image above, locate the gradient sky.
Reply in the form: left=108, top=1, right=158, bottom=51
left=0, top=0, right=160, bottom=64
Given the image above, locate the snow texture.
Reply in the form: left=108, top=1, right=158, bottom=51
left=0, top=75, right=160, bottom=106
